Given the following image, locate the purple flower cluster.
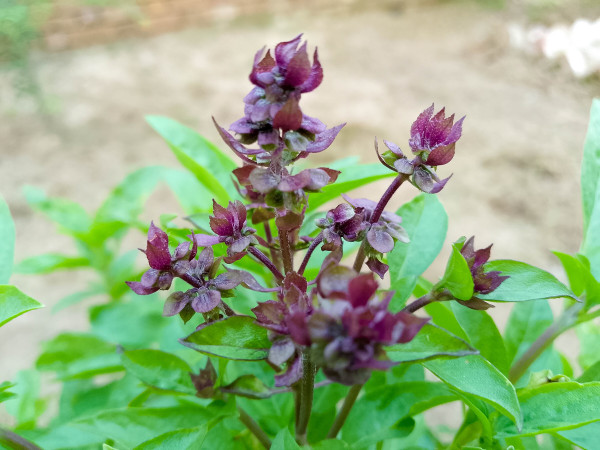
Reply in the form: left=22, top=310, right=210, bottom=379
left=193, top=200, right=259, bottom=263
left=252, top=261, right=427, bottom=386
left=316, top=196, right=409, bottom=278
left=126, top=222, right=197, bottom=296
left=379, top=104, right=465, bottom=193
left=215, top=35, right=344, bottom=164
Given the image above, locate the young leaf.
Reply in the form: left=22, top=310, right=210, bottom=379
left=3, top=370, right=42, bottom=427
left=581, top=99, right=600, bottom=240
left=423, top=355, right=522, bottom=429
left=478, top=260, right=577, bottom=303
left=439, top=243, right=474, bottom=301
left=133, top=425, right=208, bottom=449
left=0, top=381, right=16, bottom=403
left=0, top=195, right=15, bottom=284
left=495, top=381, right=600, bottom=437
left=121, top=349, right=196, bottom=395
left=306, top=164, right=396, bottom=212
left=388, top=194, right=448, bottom=309
left=385, top=323, right=477, bottom=363
left=0, top=285, right=43, bottom=327
left=553, top=251, right=600, bottom=308
left=146, top=116, right=236, bottom=205
left=36, top=333, right=123, bottom=379
left=578, top=359, right=600, bottom=383
left=450, top=303, right=510, bottom=375
left=180, top=316, right=271, bottom=361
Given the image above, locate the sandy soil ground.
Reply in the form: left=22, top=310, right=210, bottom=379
left=0, top=0, right=598, bottom=432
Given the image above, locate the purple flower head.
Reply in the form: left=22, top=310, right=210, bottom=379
left=193, top=200, right=259, bottom=263
left=341, top=195, right=409, bottom=278
left=460, top=236, right=509, bottom=296
left=409, top=104, right=464, bottom=165
left=376, top=105, right=464, bottom=194
left=252, top=272, right=313, bottom=386
left=247, top=165, right=340, bottom=211
left=310, top=266, right=428, bottom=385
left=126, top=222, right=197, bottom=295
left=316, top=203, right=368, bottom=251
left=216, top=35, right=344, bottom=163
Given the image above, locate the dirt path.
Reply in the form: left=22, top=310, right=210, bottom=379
left=0, top=0, right=598, bottom=425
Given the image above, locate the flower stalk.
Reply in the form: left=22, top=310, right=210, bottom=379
left=326, top=383, right=364, bottom=439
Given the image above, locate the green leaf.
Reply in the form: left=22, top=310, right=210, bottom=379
left=424, top=355, right=522, bottom=428
left=479, top=260, right=577, bottom=302
left=504, top=299, right=553, bottom=366
left=576, top=321, right=600, bottom=371
left=0, top=285, right=43, bottom=327
left=553, top=251, right=600, bottom=308
left=134, top=425, right=208, bottom=449
left=162, top=168, right=212, bottom=215
left=342, top=382, right=455, bottom=446
left=36, top=333, right=123, bottom=379
left=581, top=99, right=600, bottom=240
left=0, top=195, right=15, bottom=284
left=180, top=316, right=271, bottom=360
left=388, top=194, right=448, bottom=309
left=70, top=406, right=216, bottom=448
left=578, top=360, right=600, bottom=383
left=386, top=323, right=477, bottom=363
left=3, top=370, right=43, bottom=427
left=121, top=349, right=196, bottom=395
left=450, top=303, right=509, bottom=375
left=556, top=421, right=600, bottom=449
left=0, top=381, right=16, bottom=403
left=221, top=374, right=273, bottom=399
left=146, top=116, right=236, bottom=205
left=439, top=242, right=474, bottom=301
left=306, top=164, right=396, bottom=212
left=271, top=428, right=300, bottom=450
left=495, top=381, right=600, bottom=437
left=14, top=253, right=89, bottom=275
left=24, top=186, right=91, bottom=234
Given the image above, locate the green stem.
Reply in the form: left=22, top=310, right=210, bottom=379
left=295, top=352, right=315, bottom=445
left=238, top=406, right=272, bottom=449
left=326, top=383, right=363, bottom=439
left=509, top=302, right=584, bottom=383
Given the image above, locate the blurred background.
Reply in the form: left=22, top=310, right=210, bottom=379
left=1, top=0, right=599, bottom=424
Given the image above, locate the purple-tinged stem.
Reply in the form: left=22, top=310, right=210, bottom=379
left=0, top=427, right=41, bottom=450
left=295, top=351, right=315, bottom=445
left=326, top=383, right=363, bottom=439
left=248, top=246, right=284, bottom=282
left=264, top=222, right=283, bottom=272
left=298, top=233, right=323, bottom=275
left=237, top=406, right=272, bottom=449
left=179, top=273, right=203, bottom=289
left=401, top=293, right=435, bottom=313
left=370, top=174, right=409, bottom=224
left=278, top=228, right=294, bottom=274
left=352, top=241, right=367, bottom=273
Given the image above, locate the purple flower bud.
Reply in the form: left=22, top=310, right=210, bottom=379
left=190, top=359, right=217, bottom=398
left=409, top=104, right=464, bottom=165
left=127, top=223, right=196, bottom=296
left=460, top=236, right=509, bottom=296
